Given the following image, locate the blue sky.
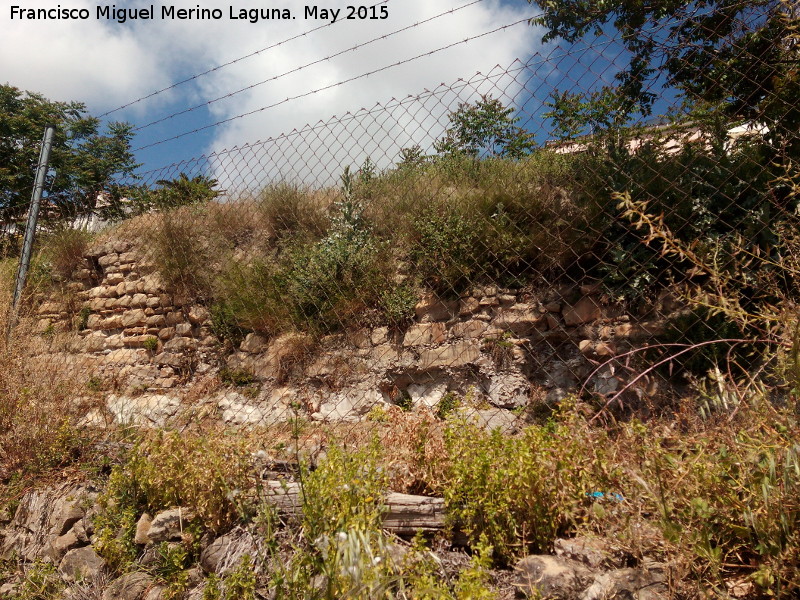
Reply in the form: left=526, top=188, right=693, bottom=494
left=2, top=0, right=670, bottom=188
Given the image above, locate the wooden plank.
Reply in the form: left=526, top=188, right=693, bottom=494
left=260, top=480, right=446, bottom=534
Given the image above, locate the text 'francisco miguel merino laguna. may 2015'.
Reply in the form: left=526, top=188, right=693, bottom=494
left=9, top=4, right=389, bottom=24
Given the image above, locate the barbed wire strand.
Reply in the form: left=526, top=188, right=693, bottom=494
left=97, top=0, right=392, bottom=118
left=133, top=16, right=534, bottom=151
left=132, top=0, right=489, bottom=132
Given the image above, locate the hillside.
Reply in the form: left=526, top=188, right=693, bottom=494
left=1, top=149, right=799, bottom=599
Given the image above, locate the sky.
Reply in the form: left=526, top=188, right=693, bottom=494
left=1, top=0, right=566, bottom=187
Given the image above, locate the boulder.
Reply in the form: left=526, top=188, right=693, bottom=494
left=563, top=297, right=602, bottom=326
left=492, top=305, right=543, bottom=335
left=402, top=323, right=446, bottom=347
left=147, top=508, right=196, bottom=543
left=59, top=546, right=106, bottom=583
left=415, top=294, right=457, bottom=322
left=240, top=332, right=269, bottom=354
left=102, top=572, right=154, bottom=600
left=107, top=394, right=180, bottom=427
left=448, top=319, right=488, bottom=339
left=419, top=341, right=481, bottom=370
left=200, top=528, right=259, bottom=575
left=484, top=372, right=530, bottom=409
left=134, top=513, right=153, bottom=545
left=514, top=555, right=594, bottom=599
left=582, top=567, right=668, bottom=600
left=0, top=483, right=94, bottom=562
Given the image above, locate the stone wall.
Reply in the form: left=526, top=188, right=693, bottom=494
left=31, top=239, right=216, bottom=392
left=21, top=238, right=672, bottom=431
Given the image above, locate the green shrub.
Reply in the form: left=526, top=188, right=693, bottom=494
left=94, top=430, right=254, bottom=568
left=629, top=417, right=800, bottom=595
left=443, top=413, right=613, bottom=564
left=410, top=205, right=478, bottom=295
left=13, top=560, right=63, bottom=600
left=218, top=366, right=256, bottom=386
left=41, top=227, right=92, bottom=281
left=301, top=441, right=388, bottom=541
left=378, top=283, right=418, bottom=328
left=146, top=212, right=214, bottom=301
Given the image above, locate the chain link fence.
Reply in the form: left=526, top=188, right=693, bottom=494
left=2, top=1, right=798, bottom=439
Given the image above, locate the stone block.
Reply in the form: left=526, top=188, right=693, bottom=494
left=403, top=322, right=446, bottom=347
left=121, top=309, right=147, bottom=328
left=415, top=294, right=457, bottom=322
left=449, top=319, right=488, bottom=339
left=97, top=253, right=119, bottom=268
left=59, top=547, right=106, bottom=583
left=563, top=296, right=608, bottom=326
left=419, top=341, right=480, bottom=369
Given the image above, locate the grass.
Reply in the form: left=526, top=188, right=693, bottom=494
left=2, top=138, right=800, bottom=596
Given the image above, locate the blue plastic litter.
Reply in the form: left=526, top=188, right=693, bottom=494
left=587, top=491, right=625, bottom=502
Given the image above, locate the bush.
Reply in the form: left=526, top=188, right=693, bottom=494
left=443, top=411, right=614, bottom=564
left=625, top=412, right=800, bottom=595
left=146, top=212, right=214, bottom=301
left=42, top=227, right=92, bottom=281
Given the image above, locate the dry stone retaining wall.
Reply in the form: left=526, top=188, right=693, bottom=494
left=23, top=238, right=672, bottom=430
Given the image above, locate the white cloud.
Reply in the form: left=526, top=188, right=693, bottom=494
left=1, top=0, right=543, bottom=186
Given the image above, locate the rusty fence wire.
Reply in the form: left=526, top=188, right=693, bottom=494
left=1, top=2, right=799, bottom=441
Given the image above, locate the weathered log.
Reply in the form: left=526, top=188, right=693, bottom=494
left=260, top=480, right=446, bottom=535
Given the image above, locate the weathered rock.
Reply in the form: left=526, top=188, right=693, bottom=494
left=59, top=546, right=106, bottom=583
left=134, top=513, right=153, bottom=545
left=514, top=555, right=595, bottom=599
left=83, top=331, right=109, bottom=352
left=200, top=528, right=259, bottom=575
left=240, top=332, right=269, bottom=354
left=348, top=328, right=372, bottom=349
left=492, top=305, right=543, bottom=335
left=368, top=344, right=401, bottom=369
left=47, top=527, right=80, bottom=562
left=0, top=483, right=93, bottom=561
left=582, top=567, right=668, bottom=600
left=371, top=327, right=389, bottom=345
left=107, top=394, right=181, bottom=427
left=306, top=353, right=348, bottom=379
left=139, top=273, right=165, bottom=295
left=459, top=297, right=481, bottom=316
left=407, top=381, right=448, bottom=409
left=484, top=372, right=530, bottom=409
left=97, top=253, right=119, bottom=268
left=554, top=537, right=623, bottom=570
left=563, top=297, right=602, bottom=326
left=102, top=572, right=154, bottom=600
left=130, top=293, right=149, bottom=309
left=419, top=341, right=481, bottom=370
left=121, top=309, right=148, bottom=328
left=143, top=584, right=167, bottom=600
left=147, top=508, right=195, bottom=543
left=162, top=337, right=198, bottom=352
left=403, top=323, right=446, bottom=347
left=415, top=294, right=457, bottom=322
left=188, top=305, right=210, bottom=325
left=449, top=319, right=488, bottom=339
left=313, top=388, right=383, bottom=422
left=217, top=391, right=279, bottom=427
left=175, top=322, right=193, bottom=337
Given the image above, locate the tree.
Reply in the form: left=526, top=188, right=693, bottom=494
left=145, top=173, right=221, bottom=211
left=0, top=84, right=138, bottom=223
left=434, top=95, right=535, bottom=159
left=531, top=0, right=799, bottom=147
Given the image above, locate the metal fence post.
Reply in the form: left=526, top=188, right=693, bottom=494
left=5, top=124, right=56, bottom=341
